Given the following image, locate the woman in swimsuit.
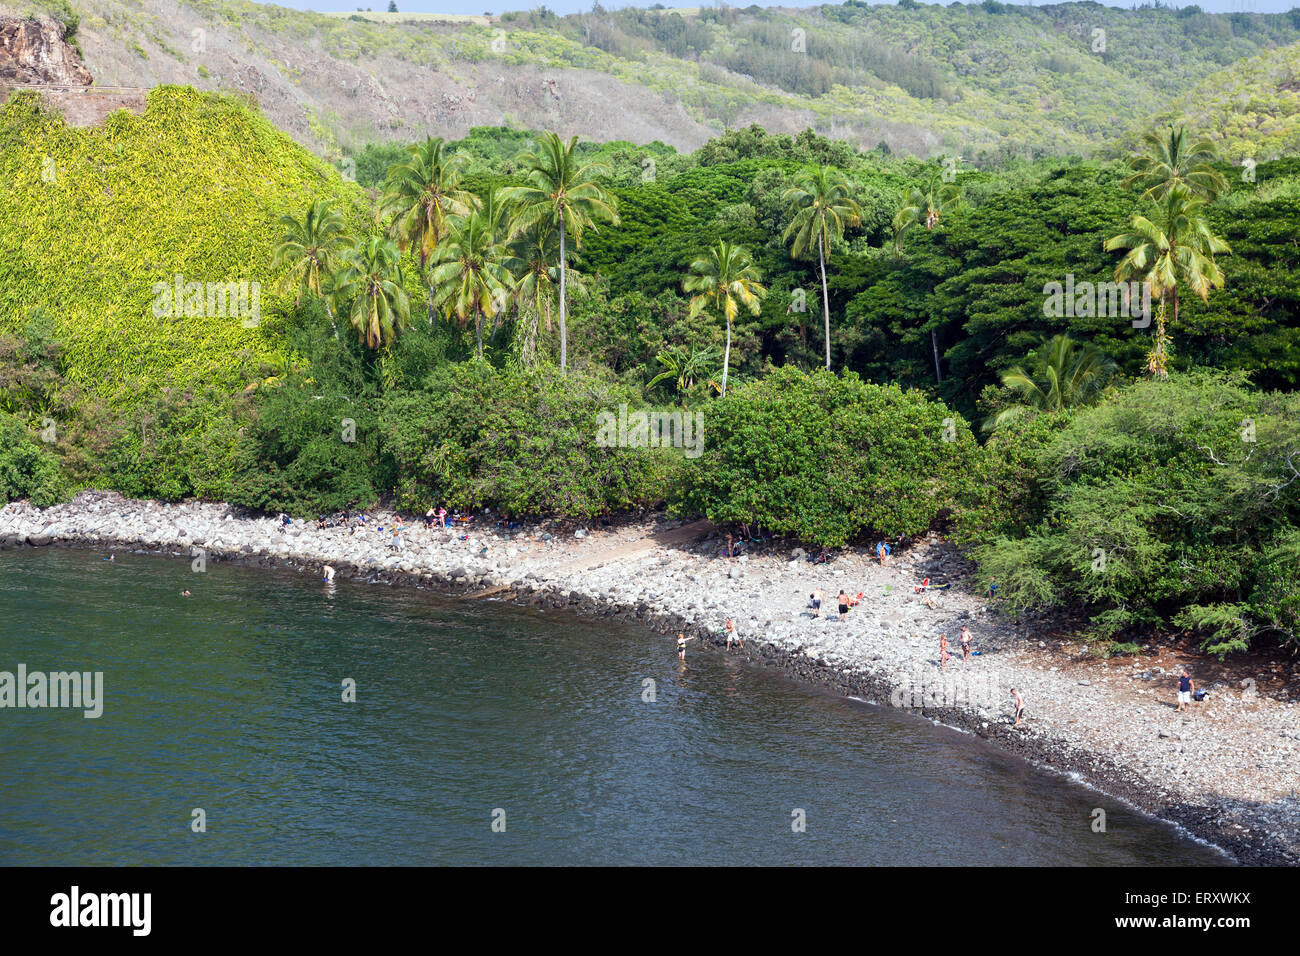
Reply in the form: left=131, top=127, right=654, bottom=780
left=960, top=625, right=971, bottom=660
left=677, top=633, right=696, bottom=660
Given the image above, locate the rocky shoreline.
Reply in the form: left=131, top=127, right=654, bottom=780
left=3, top=490, right=1297, bottom=865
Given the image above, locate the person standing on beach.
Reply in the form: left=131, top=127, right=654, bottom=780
left=1010, top=688, right=1025, bottom=727
left=677, top=633, right=696, bottom=661
left=940, top=633, right=948, bottom=669
left=724, top=618, right=742, bottom=650
left=837, top=590, right=851, bottom=622
left=809, top=589, right=824, bottom=618
left=1177, top=671, right=1195, bottom=712
left=960, top=624, right=972, bottom=661
left=876, top=540, right=890, bottom=566
left=390, top=516, right=405, bottom=552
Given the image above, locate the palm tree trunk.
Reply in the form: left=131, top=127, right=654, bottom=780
left=722, top=314, right=732, bottom=398
left=931, top=329, right=943, bottom=384
left=325, top=299, right=338, bottom=340
left=421, top=256, right=434, bottom=326
left=475, top=310, right=483, bottom=359
left=1148, top=294, right=1169, bottom=379
left=819, top=230, right=831, bottom=371
left=559, top=220, right=568, bottom=374
left=544, top=294, right=552, bottom=333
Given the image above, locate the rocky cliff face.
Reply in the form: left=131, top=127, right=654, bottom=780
left=0, top=15, right=92, bottom=86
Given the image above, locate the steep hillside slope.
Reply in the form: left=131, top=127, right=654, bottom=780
left=1140, top=39, right=1300, bottom=162
left=5, top=0, right=1300, bottom=161
left=0, top=85, right=364, bottom=399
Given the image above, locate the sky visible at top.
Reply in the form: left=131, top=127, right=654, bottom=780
left=256, top=1, right=1300, bottom=17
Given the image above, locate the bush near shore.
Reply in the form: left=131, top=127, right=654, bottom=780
left=962, top=372, right=1300, bottom=655
left=672, top=366, right=978, bottom=547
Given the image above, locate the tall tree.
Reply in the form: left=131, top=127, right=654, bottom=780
left=378, top=137, right=477, bottom=323
left=431, top=210, right=512, bottom=360
left=1122, top=126, right=1228, bottom=202
left=782, top=165, right=861, bottom=371
left=1106, top=184, right=1231, bottom=378
left=501, top=132, right=619, bottom=373
left=683, top=241, right=766, bottom=397
left=506, top=219, right=580, bottom=366
left=272, top=199, right=347, bottom=336
left=332, top=236, right=411, bottom=350
left=982, top=334, right=1119, bottom=433
left=891, top=170, right=962, bottom=383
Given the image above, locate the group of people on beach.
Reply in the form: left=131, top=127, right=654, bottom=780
left=807, top=587, right=864, bottom=622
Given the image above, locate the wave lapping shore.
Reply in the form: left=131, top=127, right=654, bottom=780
left=2, top=491, right=1298, bottom=865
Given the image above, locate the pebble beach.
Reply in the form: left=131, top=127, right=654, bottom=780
left=3, top=490, right=1297, bottom=865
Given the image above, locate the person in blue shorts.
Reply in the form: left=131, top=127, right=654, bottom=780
left=1177, top=671, right=1195, bottom=712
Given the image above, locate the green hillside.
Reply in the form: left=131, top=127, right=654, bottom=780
left=10, top=0, right=1300, bottom=161
left=1141, top=39, right=1300, bottom=162
left=0, top=86, right=365, bottom=399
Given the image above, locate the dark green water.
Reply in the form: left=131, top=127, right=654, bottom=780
left=0, top=548, right=1227, bottom=865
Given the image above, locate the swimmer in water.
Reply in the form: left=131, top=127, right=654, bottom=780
left=181, top=589, right=191, bottom=597
left=322, top=565, right=335, bottom=583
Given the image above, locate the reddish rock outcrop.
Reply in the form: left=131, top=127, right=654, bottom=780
left=0, top=15, right=92, bottom=86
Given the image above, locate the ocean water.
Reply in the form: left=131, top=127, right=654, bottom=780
left=0, top=548, right=1228, bottom=866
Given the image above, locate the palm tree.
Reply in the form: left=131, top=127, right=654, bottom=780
left=332, top=236, right=411, bottom=350
left=892, top=171, right=963, bottom=383
left=982, top=334, right=1119, bottom=433
left=378, top=137, right=478, bottom=323
left=1105, top=184, right=1231, bottom=378
left=892, top=172, right=963, bottom=253
left=272, top=199, right=347, bottom=335
left=505, top=219, right=574, bottom=366
left=1122, top=126, right=1228, bottom=202
left=430, top=211, right=512, bottom=359
left=500, top=132, right=619, bottom=373
left=683, top=241, right=766, bottom=397
left=782, top=165, right=861, bottom=370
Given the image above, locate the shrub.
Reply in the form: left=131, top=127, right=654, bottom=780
left=673, top=366, right=979, bottom=547
left=969, top=372, right=1300, bottom=652
left=380, top=362, right=678, bottom=519
left=0, top=413, right=69, bottom=507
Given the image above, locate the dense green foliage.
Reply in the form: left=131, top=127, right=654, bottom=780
left=0, top=412, right=67, bottom=508
left=674, top=367, right=978, bottom=547
left=381, top=362, right=677, bottom=520
left=962, top=374, right=1300, bottom=654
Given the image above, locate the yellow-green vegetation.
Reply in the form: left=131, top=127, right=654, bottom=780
left=1140, top=41, right=1300, bottom=163
left=0, top=86, right=366, bottom=403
